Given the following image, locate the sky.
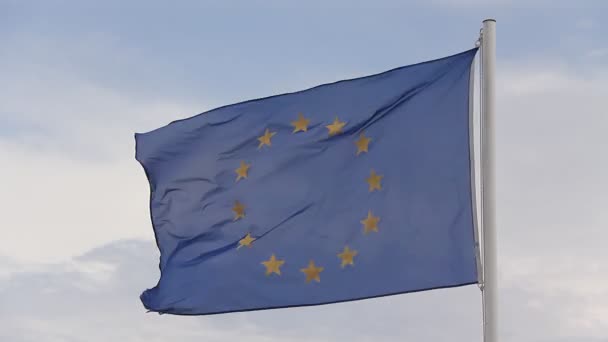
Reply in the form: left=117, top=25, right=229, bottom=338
left=1, top=0, right=607, bottom=341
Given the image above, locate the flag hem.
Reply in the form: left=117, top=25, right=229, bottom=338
left=141, top=281, right=477, bottom=316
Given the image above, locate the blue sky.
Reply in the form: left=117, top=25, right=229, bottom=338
left=3, top=0, right=606, bottom=114
left=1, top=1, right=608, bottom=341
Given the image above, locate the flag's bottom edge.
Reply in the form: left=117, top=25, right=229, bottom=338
left=143, top=280, right=478, bottom=316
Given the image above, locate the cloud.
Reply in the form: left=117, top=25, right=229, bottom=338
left=0, top=239, right=484, bottom=342
left=492, top=61, right=608, bottom=341
left=496, top=62, right=608, bottom=256
left=0, top=254, right=20, bottom=279
left=0, top=142, right=154, bottom=262
left=586, top=48, right=608, bottom=58
left=0, top=38, right=204, bottom=261
left=576, top=18, right=596, bottom=30
left=0, top=46, right=200, bottom=159
left=1, top=236, right=607, bottom=342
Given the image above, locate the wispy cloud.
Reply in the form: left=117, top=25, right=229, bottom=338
left=586, top=48, right=608, bottom=58
left=576, top=18, right=596, bottom=30
left=0, top=239, right=484, bottom=342
left=2, top=237, right=608, bottom=342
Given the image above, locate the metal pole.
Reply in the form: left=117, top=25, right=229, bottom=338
left=481, top=18, right=498, bottom=342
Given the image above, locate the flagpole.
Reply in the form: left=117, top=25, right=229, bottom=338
left=481, top=19, right=498, bottom=342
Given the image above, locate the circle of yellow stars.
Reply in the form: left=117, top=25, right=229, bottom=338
left=229, top=113, right=383, bottom=283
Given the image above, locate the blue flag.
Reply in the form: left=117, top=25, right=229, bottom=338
left=136, top=48, right=479, bottom=315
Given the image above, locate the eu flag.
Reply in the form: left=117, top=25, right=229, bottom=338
left=136, top=48, right=479, bottom=315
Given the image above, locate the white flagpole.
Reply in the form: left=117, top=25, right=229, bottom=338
left=481, top=19, right=498, bottom=342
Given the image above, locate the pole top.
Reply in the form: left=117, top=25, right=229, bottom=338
left=483, top=18, right=496, bottom=23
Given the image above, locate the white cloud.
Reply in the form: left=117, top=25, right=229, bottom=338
left=496, top=63, right=608, bottom=253
left=0, top=240, right=484, bottom=342
left=0, top=49, right=203, bottom=261
left=492, top=61, right=608, bottom=341
left=2, top=236, right=607, bottom=342
left=0, top=141, right=153, bottom=262
left=0, top=51, right=200, bottom=158
left=587, top=48, right=608, bottom=58
left=576, top=18, right=595, bottom=30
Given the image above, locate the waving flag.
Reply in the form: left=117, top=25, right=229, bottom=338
left=136, top=48, right=479, bottom=315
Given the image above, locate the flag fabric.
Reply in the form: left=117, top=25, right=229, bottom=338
left=136, top=48, right=479, bottom=315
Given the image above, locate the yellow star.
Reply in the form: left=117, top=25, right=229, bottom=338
left=338, top=246, right=358, bottom=268
left=366, top=169, right=383, bottom=192
left=235, top=161, right=250, bottom=181
left=325, top=117, right=346, bottom=136
left=355, top=133, right=371, bottom=155
left=261, top=254, right=285, bottom=276
left=232, top=200, right=245, bottom=220
left=300, top=260, right=324, bottom=283
left=361, top=210, right=380, bottom=234
left=291, top=113, right=310, bottom=133
left=238, top=233, right=255, bottom=248
left=257, top=128, right=276, bottom=149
